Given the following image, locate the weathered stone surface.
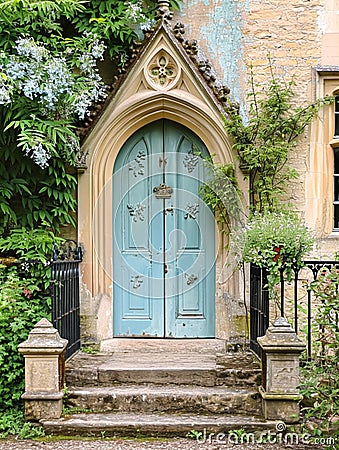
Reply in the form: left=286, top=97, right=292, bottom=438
left=100, top=338, right=226, bottom=354
left=43, top=342, right=272, bottom=437
left=66, top=385, right=261, bottom=416
left=41, top=412, right=279, bottom=437
left=66, top=347, right=261, bottom=388
left=258, top=318, right=306, bottom=423
left=216, top=352, right=262, bottom=387
left=260, top=391, right=302, bottom=423
left=18, top=319, right=68, bottom=420
left=66, top=351, right=218, bottom=387
left=23, top=397, right=63, bottom=421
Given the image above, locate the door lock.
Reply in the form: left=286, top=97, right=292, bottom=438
left=164, top=263, right=168, bottom=274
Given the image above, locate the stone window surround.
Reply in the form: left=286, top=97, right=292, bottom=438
left=308, top=67, right=339, bottom=234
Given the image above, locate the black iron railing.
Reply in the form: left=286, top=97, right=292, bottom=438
left=249, top=264, right=269, bottom=358
left=51, top=241, right=82, bottom=360
left=250, top=261, right=339, bottom=360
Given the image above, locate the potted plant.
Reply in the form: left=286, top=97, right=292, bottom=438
left=231, top=210, right=315, bottom=292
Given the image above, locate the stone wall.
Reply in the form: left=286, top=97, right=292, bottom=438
left=177, top=0, right=339, bottom=257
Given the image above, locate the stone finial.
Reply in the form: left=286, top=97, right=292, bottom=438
left=18, top=318, right=68, bottom=353
left=156, top=0, right=173, bottom=23
left=258, top=316, right=305, bottom=352
left=273, top=316, right=292, bottom=328
left=158, top=0, right=170, bottom=10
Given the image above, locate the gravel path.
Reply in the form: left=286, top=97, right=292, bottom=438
left=0, top=437, right=332, bottom=450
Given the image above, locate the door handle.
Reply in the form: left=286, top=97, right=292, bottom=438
left=164, top=263, right=168, bottom=274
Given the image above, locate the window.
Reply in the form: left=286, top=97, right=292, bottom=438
left=334, top=147, right=339, bottom=230
left=311, top=69, right=339, bottom=233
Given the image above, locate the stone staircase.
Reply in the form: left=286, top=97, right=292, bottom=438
left=41, top=339, right=278, bottom=437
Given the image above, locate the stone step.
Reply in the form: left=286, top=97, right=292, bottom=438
left=216, top=354, right=262, bottom=387
left=66, top=385, right=262, bottom=416
left=66, top=352, right=217, bottom=387
left=99, top=338, right=226, bottom=354
left=41, top=412, right=279, bottom=438
left=66, top=351, right=262, bottom=388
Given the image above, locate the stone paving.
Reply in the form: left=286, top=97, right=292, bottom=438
left=0, top=438, right=329, bottom=450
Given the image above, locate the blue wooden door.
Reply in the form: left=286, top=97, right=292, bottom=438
left=113, top=120, right=215, bottom=337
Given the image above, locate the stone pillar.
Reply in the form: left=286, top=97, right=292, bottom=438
left=18, top=318, right=68, bottom=421
left=257, top=317, right=306, bottom=424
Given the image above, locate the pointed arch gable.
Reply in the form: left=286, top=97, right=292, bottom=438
left=77, top=25, right=247, bottom=342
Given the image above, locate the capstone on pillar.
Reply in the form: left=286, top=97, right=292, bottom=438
left=18, top=318, right=68, bottom=421
left=257, top=317, right=306, bottom=424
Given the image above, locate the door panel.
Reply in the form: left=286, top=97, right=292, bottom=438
left=113, top=120, right=215, bottom=337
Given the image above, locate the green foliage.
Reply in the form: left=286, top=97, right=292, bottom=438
left=0, top=0, right=160, bottom=170
left=0, top=144, right=77, bottom=234
left=223, top=62, right=333, bottom=212
left=0, top=408, right=45, bottom=438
left=72, top=0, right=157, bottom=61
left=231, top=210, right=315, bottom=291
left=0, top=228, right=56, bottom=411
left=199, top=156, right=243, bottom=236
left=300, top=267, right=339, bottom=434
left=0, top=0, right=86, bottom=50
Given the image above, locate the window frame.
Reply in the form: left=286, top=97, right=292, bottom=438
left=315, top=67, right=339, bottom=232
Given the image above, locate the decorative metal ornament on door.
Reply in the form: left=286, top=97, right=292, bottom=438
left=113, top=120, right=216, bottom=338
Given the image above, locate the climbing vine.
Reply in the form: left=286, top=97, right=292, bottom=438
left=223, top=63, right=333, bottom=213
left=199, top=155, right=242, bottom=236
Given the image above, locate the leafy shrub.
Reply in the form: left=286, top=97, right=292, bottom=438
left=0, top=408, right=44, bottom=439
left=0, top=228, right=58, bottom=412
left=300, top=266, right=339, bottom=435
left=231, top=210, right=315, bottom=291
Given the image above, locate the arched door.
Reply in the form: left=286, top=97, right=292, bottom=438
left=113, top=120, right=215, bottom=337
